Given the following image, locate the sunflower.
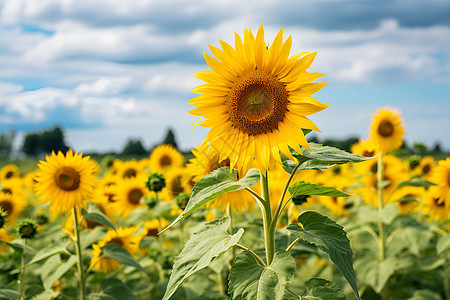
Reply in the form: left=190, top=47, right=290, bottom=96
left=429, top=158, right=450, bottom=208
left=149, top=144, right=184, bottom=174
left=35, top=150, right=97, bottom=214
left=0, top=228, right=12, bottom=252
left=422, top=186, right=449, bottom=222
left=142, top=218, right=170, bottom=237
left=90, top=226, right=143, bottom=273
left=351, top=139, right=377, bottom=158
left=186, top=143, right=255, bottom=212
left=114, top=176, right=149, bottom=217
left=388, top=186, right=424, bottom=215
left=115, top=159, right=146, bottom=179
left=414, top=156, right=436, bottom=180
left=369, top=108, right=405, bottom=154
left=0, top=178, right=27, bottom=205
left=0, top=164, right=21, bottom=182
left=189, top=25, right=328, bottom=173
left=0, top=192, right=27, bottom=224
left=165, top=168, right=190, bottom=201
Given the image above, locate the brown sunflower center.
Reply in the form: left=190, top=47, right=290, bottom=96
left=127, top=188, right=143, bottom=205
left=109, top=237, right=124, bottom=247
left=123, top=168, right=137, bottom=178
left=363, top=150, right=375, bottom=157
left=5, top=171, right=14, bottom=179
left=227, top=70, right=288, bottom=136
left=433, top=197, right=444, bottom=207
left=0, top=200, right=13, bottom=215
left=160, top=155, right=172, bottom=167
left=422, top=164, right=431, bottom=175
left=378, top=120, right=394, bottom=137
left=2, top=188, right=12, bottom=195
left=54, top=167, right=80, bottom=191
left=146, top=227, right=159, bottom=237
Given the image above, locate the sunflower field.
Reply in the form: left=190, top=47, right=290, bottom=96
left=0, top=26, right=449, bottom=300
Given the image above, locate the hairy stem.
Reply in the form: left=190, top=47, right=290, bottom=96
left=73, top=208, right=86, bottom=300
left=18, top=240, right=27, bottom=300
left=377, top=153, right=385, bottom=263
left=260, top=171, right=275, bottom=265
left=235, top=244, right=266, bottom=267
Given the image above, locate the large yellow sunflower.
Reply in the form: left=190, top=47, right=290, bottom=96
left=35, top=150, right=97, bottom=214
left=430, top=157, right=450, bottom=208
left=369, top=108, right=405, bottom=154
left=149, top=144, right=184, bottom=174
left=186, top=143, right=255, bottom=212
left=90, top=226, right=143, bottom=273
left=189, top=25, right=328, bottom=173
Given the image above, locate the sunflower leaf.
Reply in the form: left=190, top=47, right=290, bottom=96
left=162, top=217, right=244, bottom=300
left=100, top=243, right=146, bottom=273
left=298, top=278, right=347, bottom=300
left=89, top=278, right=138, bottom=300
left=287, top=211, right=360, bottom=300
left=0, top=240, right=34, bottom=254
left=81, top=203, right=116, bottom=233
left=160, top=167, right=260, bottom=233
left=228, top=249, right=296, bottom=300
left=397, top=178, right=436, bottom=188
left=288, top=181, right=351, bottom=198
left=24, top=243, right=70, bottom=268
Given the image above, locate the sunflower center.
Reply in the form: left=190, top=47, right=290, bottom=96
left=146, top=228, right=159, bottom=237
left=227, top=70, right=288, bottom=136
left=363, top=150, right=375, bottom=157
left=127, top=188, right=143, bottom=205
left=5, top=171, right=14, bottom=179
left=2, top=188, right=12, bottom=195
left=109, top=237, right=124, bottom=247
left=422, top=164, right=431, bottom=175
left=123, top=168, right=137, bottom=178
left=378, top=120, right=394, bottom=137
left=160, top=155, right=172, bottom=167
left=0, top=200, right=13, bottom=215
left=55, top=167, right=80, bottom=191
left=433, top=197, right=444, bottom=207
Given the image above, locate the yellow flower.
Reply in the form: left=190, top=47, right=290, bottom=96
left=115, top=159, right=146, bottom=179
left=114, top=176, right=149, bottom=217
left=0, top=228, right=12, bottom=252
left=388, top=186, right=424, bottom=215
left=429, top=157, right=450, bottom=208
left=186, top=143, right=255, bottom=212
left=149, top=144, right=184, bottom=174
left=189, top=25, right=328, bottom=173
left=0, top=192, right=27, bottom=225
left=165, top=168, right=190, bottom=201
left=0, top=178, right=27, bottom=205
left=142, top=219, right=169, bottom=237
left=369, top=108, right=405, bottom=154
left=35, top=150, right=97, bottom=214
left=422, top=186, right=449, bottom=222
left=414, top=156, right=436, bottom=180
left=90, top=226, right=143, bottom=273
left=0, top=164, right=21, bottom=182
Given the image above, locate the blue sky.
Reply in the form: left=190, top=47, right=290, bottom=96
left=0, top=0, right=449, bottom=153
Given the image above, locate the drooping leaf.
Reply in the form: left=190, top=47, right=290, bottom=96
left=160, top=167, right=260, bottom=233
left=407, top=290, right=443, bottom=300
left=24, top=243, right=70, bottom=268
left=356, top=203, right=398, bottom=225
left=397, top=178, right=436, bottom=189
left=288, top=181, right=351, bottom=198
left=0, top=240, right=34, bottom=254
left=386, top=227, right=434, bottom=256
left=88, top=278, right=138, bottom=300
left=40, top=255, right=77, bottom=290
left=31, top=290, right=59, bottom=300
left=287, top=211, right=360, bottom=300
left=0, top=285, right=19, bottom=300
left=100, top=243, right=146, bottom=273
left=80, top=226, right=106, bottom=250
left=437, top=234, right=450, bottom=254
left=228, top=250, right=296, bottom=300
left=81, top=203, right=116, bottom=233
left=299, top=278, right=347, bottom=300
left=162, top=217, right=244, bottom=300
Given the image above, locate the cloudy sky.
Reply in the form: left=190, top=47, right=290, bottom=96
left=1, top=0, right=449, bottom=153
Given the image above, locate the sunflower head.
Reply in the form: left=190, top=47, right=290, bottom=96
left=17, top=219, right=38, bottom=239
left=189, top=25, right=328, bottom=173
left=35, top=150, right=97, bottom=214
left=369, top=108, right=405, bottom=154
left=149, top=144, right=184, bottom=174
left=146, top=173, right=166, bottom=193
left=0, top=164, right=21, bottom=182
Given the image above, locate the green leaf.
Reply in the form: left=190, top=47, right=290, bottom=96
left=288, top=181, right=351, bottom=198
left=162, top=217, right=244, bottom=300
left=407, top=290, right=443, bottom=300
left=81, top=203, right=116, bottom=233
left=380, top=203, right=399, bottom=225
left=397, top=178, right=436, bottom=189
left=40, top=255, right=77, bottom=290
left=160, top=167, right=260, bottom=233
left=88, top=278, right=138, bottom=300
left=24, top=243, right=70, bottom=268
left=31, top=290, right=59, bottom=300
left=228, top=250, right=296, bottom=300
left=437, top=234, right=450, bottom=254
left=0, top=240, right=34, bottom=254
left=80, top=226, right=107, bottom=250
left=0, top=285, right=19, bottom=300
left=100, top=243, right=146, bottom=273
left=387, top=227, right=434, bottom=256
left=356, top=203, right=398, bottom=225
left=287, top=211, right=360, bottom=300
left=301, top=278, right=347, bottom=300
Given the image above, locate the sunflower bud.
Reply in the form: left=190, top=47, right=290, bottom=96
left=176, top=192, right=190, bottom=210
left=17, top=219, right=38, bottom=239
left=146, top=173, right=166, bottom=193
left=144, top=196, right=158, bottom=209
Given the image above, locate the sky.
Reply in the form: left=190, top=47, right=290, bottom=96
left=1, top=0, right=449, bottom=154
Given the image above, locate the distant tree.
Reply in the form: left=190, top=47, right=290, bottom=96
left=431, top=142, right=442, bottom=154
left=122, top=139, right=148, bottom=156
left=0, top=129, right=15, bottom=158
left=162, top=128, right=178, bottom=150
left=413, top=142, right=427, bottom=154
left=21, top=126, right=69, bottom=156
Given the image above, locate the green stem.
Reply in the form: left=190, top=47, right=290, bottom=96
left=260, top=171, right=275, bottom=265
left=235, top=244, right=266, bottom=267
left=376, top=153, right=385, bottom=263
left=73, top=208, right=86, bottom=300
left=286, top=238, right=301, bottom=252
left=272, top=163, right=300, bottom=224
left=18, top=240, right=27, bottom=300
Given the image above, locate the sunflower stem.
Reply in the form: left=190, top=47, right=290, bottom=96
left=260, top=170, right=275, bottom=265
left=376, top=153, right=385, bottom=263
left=18, top=239, right=27, bottom=300
left=272, top=162, right=300, bottom=224
left=73, top=208, right=86, bottom=300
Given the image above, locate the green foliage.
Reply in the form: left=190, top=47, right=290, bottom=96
left=24, top=243, right=70, bottom=268
left=287, top=211, right=360, bottom=300
left=284, top=278, right=347, bottom=300
left=437, top=234, right=450, bottom=255
left=0, top=285, right=19, bottom=300
left=88, top=278, right=138, bottom=300
left=161, top=167, right=260, bottom=233
left=100, top=243, right=146, bottom=273
left=40, top=255, right=77, bottom=290
left=397, top=178, right=436, bottom=188
left=21, top=126, right=69, bottom=156
left=0, top=129, right=15, bottom=158
left=228, top=250, right=296, bottom=300
left=121, top=138, right=148, bottom=156
left=163, top=217, right=244, bottom=300
left=161, top=128, right=179, bottom=150
left=81, top=203, right=116, bottom=233
left=288, top=181, right=350, bottom=198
